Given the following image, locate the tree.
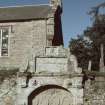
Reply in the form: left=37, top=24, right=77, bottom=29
left=69, top=35, right=92, bottom=70
left=69, top=10, right=105, bottom=71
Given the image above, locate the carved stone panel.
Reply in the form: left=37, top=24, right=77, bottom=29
left=36, top=57, right=68, bottom=72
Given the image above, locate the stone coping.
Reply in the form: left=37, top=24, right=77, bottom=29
left=0, top=69, right=19, bottom=77
left=0, top=66, right=19, bottom=71
left=35, top=56, right=67, bottom=58
left=83, top=70, right=105, bottom=77
left=18, top=72, right=83, bottom=78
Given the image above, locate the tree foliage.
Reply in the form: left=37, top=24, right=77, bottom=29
left=69, top=14, right=105, bottom=71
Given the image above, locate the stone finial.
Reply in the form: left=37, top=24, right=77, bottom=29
left=99, top=44, right=105, bottom=72
left=88, top=60, right=92, bottom=71
left=50, top=0, right=62, bottom=9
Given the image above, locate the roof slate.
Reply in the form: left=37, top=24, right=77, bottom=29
left=0, top=5, right=52, bottom=21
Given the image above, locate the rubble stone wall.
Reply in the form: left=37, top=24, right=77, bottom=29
left=0, top=76, right=17, bottom=105
left=84, top=76, right=105, bottom=105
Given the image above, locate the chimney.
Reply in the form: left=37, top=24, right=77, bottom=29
left=50, top=0, right=62, bottom=10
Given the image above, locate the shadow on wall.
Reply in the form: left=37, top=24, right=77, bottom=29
left=52, top=6, right=64, bottom=46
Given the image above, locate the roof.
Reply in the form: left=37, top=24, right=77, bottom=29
left=0, top=5, right=52, bottom=22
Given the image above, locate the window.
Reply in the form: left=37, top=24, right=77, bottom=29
left=0, top=28, right=9, bottom=56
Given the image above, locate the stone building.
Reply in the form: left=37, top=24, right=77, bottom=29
left=0, top=0, right=84, bottom=105
left=1, top=0, right=105, bottom=105
left=0, top=0, right=63, bottom=69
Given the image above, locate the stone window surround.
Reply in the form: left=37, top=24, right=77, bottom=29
left=0, top=26, right=10, bottom=57
left=0, top=23, right=15, bottom=58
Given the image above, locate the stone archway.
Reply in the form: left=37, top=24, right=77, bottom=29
left=28, top=84, right=73, bottom=105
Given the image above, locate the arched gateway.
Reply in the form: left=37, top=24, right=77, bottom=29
left=28, top=85, right=73, bottom=105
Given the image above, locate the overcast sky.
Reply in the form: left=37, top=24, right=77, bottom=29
left=0, top=0, right=105, bottom=47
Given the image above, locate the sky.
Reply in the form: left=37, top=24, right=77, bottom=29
left=0, top=0, right=105, bottom=47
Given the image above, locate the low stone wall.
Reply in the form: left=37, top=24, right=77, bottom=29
left=0, top=76, right=17, bottom=105
left=84, top=71, right=105, bottom=105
